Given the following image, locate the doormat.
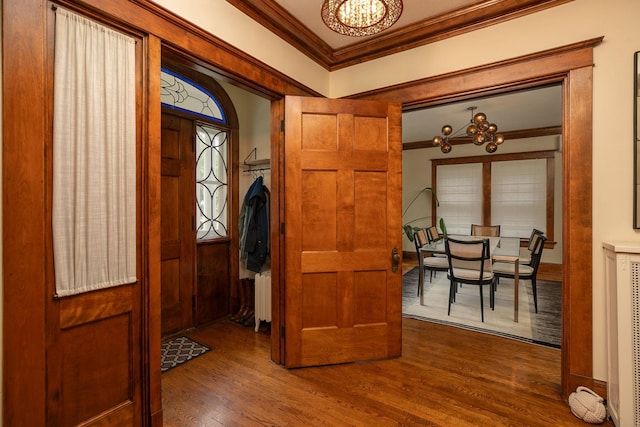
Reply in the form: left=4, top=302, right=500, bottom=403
left=161, top=336, right=211, bottom=373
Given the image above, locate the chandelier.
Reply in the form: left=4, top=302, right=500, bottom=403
left=321, top=0, right=403, bottom=37
left=432, top=106, right=505, bottom=154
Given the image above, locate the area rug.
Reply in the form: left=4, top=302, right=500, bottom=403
left=161, top=336, right=211, bottom=373
left=402, top=267, right=561, bottom=348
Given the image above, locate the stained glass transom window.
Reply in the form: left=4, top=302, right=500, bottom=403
left=161, top=68, right=226, bottom=123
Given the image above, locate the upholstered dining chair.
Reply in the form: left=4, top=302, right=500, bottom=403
left=470, top=224, right=501, bottom=237
left=492, top=233, right=547, bottom=313
left=413, top=228, right=448, bottom=296
left=445, top=237, right=495, bottom=322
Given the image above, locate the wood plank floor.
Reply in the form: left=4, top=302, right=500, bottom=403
left=161, top=316, right=613, bottom=426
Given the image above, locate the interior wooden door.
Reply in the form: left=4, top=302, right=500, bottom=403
left=161, top=112, right=196, bottom=336
left=283, top=96, right=403, bottom=368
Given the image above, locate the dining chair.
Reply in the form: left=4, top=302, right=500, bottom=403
left=426, top=225, right=441, bottom=243
left=519, top=228, right=545, bottom=266
left=426, top=225, right=447, bottom=259
left=492, top=233, right=547, bottom=313
left=445, top=237, right=495, bottom=322
left=470, top=224, right=501, bottom=237
left=413, top=228, right=448, bottom=296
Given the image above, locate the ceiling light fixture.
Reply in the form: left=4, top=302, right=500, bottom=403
left=321, top=0, right=403, bottom=37
left=432, top=106, right=505, bottom=154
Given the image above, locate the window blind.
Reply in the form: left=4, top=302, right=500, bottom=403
left=436, top=163, right=482, bottom=235
left=491, top=159, right=546, bottom=238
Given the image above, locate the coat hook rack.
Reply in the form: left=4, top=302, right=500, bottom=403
left=242, top=147, right=270, bottom=173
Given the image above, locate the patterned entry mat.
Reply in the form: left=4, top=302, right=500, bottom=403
left=161, top=336, right=211, bottom=373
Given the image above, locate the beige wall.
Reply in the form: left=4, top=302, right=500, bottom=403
left=153, top=0, right=330, bottom=96
left=155, top=0, right=640, bottom=382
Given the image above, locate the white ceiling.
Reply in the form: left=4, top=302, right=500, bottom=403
left=272, top=0, right=480, bottom=49
left=403, top=85, right=563, bottom=143
left=264, top=1, right=563, bottom=143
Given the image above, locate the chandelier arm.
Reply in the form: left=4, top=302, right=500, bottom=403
left=448, top=122, right=471, bottom=139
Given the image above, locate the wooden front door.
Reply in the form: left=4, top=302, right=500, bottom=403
left=284, top=96, right=403, bottom=368
left=161, top=113, right=196, bottom=336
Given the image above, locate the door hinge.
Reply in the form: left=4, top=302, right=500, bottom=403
left=280, top=119, right=285, bottom=132
left=280, top=222, right=285, bottom=234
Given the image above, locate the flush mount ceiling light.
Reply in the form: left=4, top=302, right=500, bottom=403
left=432, top=106, right=506, bottom=154
left=321, top=0, right=403, bottom=37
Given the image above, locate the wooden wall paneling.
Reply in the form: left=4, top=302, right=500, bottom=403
left=3, top=0, right=49, bottom=423
left=57, top=288, right=138, bottom=425
left=145, top=33, right=164, bottom=427
left=270, top=98, right=285, bottom=364
left=562, top=65, right=596, bottom=396
left=352, top=38, right=602, bottom=399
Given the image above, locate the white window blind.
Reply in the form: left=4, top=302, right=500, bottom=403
left=436, top=163, right=482, bottom=235
left=491, top=159, right=546, bottom=238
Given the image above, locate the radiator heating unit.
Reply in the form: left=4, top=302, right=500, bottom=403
left=254, top=271, right=271, bottom=332
left=603, top=242, right=640, bottom=427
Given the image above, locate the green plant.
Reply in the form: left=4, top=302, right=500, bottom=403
left=439, top=217, right=448, bottom=238
left=402, top=187, right=439, bottom=241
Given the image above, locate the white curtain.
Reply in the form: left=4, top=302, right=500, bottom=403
left=52, top=9, right=137, bottom=297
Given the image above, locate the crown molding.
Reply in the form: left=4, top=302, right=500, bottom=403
left=226, top=0, right=573, bottom=71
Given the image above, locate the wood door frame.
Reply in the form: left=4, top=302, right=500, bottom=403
left=345, top=37, right=603, bottom=398
left=2, top=0, right=601, bottom=422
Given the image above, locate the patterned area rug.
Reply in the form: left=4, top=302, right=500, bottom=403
left=161, top=336, right=211, bottom=373
left=403, top=267, right=561, bottom=348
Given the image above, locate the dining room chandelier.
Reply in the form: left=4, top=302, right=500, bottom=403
left=432, top=106, right=505, bottom=154
left=321, top=0, right=403, bottom=37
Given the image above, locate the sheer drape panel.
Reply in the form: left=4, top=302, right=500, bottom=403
left=52, top=9, right=137, bottom=296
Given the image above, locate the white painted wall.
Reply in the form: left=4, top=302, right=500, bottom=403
left=218, top=81, right=272, bottom=279
left=154, top=0, right=640, bottom=381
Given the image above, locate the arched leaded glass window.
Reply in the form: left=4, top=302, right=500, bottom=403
left=161, top=68, right=226, bottom=124
left=161, top=67, right=230, bottom=241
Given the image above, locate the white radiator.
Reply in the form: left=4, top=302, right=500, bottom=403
left=603, top=242, right=640, bottom=427
left=254, top=271, right=272, bottom=332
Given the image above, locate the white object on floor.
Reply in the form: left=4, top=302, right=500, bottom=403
left=255, top=271, right=272, bottom=332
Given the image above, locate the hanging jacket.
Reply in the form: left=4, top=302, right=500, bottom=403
left=239, top=176, right=269, bottom=272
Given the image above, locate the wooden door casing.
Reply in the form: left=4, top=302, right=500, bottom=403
left=284, top=96, right=403, bottom=368
left=161, top=113, right=196, bottom=336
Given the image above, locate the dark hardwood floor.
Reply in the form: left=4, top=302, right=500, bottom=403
left=161, top=314, right=612, bottom=426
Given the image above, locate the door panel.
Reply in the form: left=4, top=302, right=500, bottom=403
left=49, top=284, right=140, bottom=425
left=196, top=241, right=230, bottom=325
left=284, top=96, right=402, bottom=368
left=161, top=113, right=195, bottom=336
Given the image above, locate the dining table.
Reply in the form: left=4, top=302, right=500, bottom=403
left=419, top=235, right=522, bottom=322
